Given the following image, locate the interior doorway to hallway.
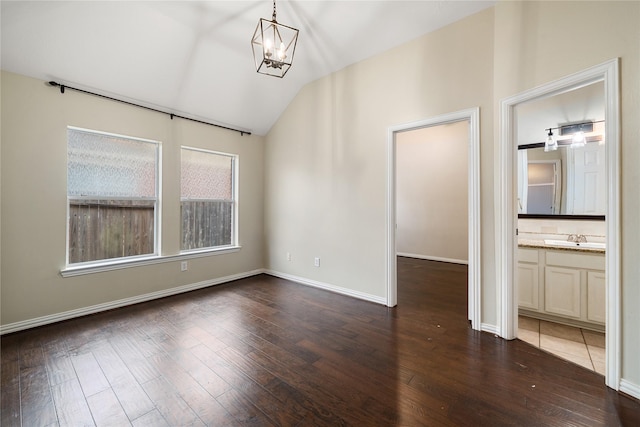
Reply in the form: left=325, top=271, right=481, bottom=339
left=386, top=108, right=481, bottom=330
left=395, top=121, right=469, bottom=265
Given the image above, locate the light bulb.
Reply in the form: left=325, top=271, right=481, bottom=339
left=572, top=131, right=586, bottom=148
left=278, top=42, right=286, bottom=61
left=544, top=129, right=557, bottom=152
left=264, top=38, right=273, bottom=56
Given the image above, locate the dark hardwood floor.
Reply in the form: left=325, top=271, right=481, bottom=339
left=2, top=257, right=639, bottom=426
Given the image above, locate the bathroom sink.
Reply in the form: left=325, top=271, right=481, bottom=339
left=544, top=239, right=606, bottom=249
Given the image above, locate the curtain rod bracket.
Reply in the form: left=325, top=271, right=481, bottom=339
left=48, top=81, right=65, bottom=93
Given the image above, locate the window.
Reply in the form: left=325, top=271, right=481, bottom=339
left=67, top=127, right=160, bottom=265
left=181, top=147, right=236, bottom=251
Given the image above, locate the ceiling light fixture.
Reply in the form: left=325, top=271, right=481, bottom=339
left=251, top=0, right=299, bottom=78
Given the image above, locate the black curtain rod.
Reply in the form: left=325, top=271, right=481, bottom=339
left=47, top=81, right=251, bottom=136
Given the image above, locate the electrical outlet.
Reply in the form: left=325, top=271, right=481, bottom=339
left=314, top=257, right=320, bottom=267
left=180, top=261, right=188, bottom=271
left=287, top=252, right=291, bottom=261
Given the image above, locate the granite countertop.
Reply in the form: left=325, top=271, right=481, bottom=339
left=518, top=239, right=605, bottom=254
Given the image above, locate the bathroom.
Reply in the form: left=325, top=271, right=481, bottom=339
left=515, top=81, right=606, bottom=374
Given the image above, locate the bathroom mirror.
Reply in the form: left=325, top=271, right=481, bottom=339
left=516, top=81, right=605, bottom=220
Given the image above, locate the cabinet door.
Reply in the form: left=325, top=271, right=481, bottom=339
left=587, top=271, right=606, bottom=323
left=518, top=263, right=539, bottom=310
left=545, top=266, right=581, bottom=318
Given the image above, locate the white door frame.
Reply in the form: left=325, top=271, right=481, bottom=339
left=386, top=108, right=482, bottom=330
left=497, top=59, right=620, bottom=389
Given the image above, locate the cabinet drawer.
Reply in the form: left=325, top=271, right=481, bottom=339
left=545, top=251, right=605, bottom=270
left=518, top=248, right=539, bottom=263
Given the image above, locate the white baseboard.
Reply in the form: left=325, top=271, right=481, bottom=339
left=620, top=378, right=640, bottom=401
left=0, top=269, right=265, bottom=335
left=397, top=252, right=468, bottom=265
left=265, top=270, right=387, bottom=306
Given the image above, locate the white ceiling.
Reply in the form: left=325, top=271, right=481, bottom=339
left=1, top=1, right=495, bottom=135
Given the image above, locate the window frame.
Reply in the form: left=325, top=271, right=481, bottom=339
left=179, top=146, right=239, bottom=254
left=65, top=126, right=162, bottom=268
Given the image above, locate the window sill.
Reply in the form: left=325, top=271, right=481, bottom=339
left=60, top=246, right=242, bottom=277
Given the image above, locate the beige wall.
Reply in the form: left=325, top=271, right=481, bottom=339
left=0, top=71, right=265, bottom=326
left=396, top=122, right=469, bottom=262
left=264, top=8, right=496, bottom=306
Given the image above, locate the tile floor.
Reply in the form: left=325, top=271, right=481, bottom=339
left=518, top=316, right=605, bottom=375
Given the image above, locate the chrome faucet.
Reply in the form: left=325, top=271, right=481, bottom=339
left=567, top=234, right=587, bottom=243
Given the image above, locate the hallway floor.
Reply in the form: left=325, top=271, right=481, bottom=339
left=518, top=315, right=605, bottom=375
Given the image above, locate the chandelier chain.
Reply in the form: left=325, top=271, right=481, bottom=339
left=272, top=0, right=277, bottom=21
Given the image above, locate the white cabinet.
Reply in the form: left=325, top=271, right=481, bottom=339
left=545, top=266, right=581, bottom=318
left=517, top=247, right=605, bottom=329
left=587, top=271, right=606, bottom=323
left=518, top=263, right=539, bottom=310
left=517, top=249, right=539, bottom=310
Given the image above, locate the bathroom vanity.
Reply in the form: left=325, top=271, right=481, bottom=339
left=517, top=240, right=605, bottom=332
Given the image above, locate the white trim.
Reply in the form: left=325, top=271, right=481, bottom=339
left=386, top=125, right=398, bottom=307
left=467, top=108, right=482, bottom=329
left=387, top=108, right=481, bottom=329
left=66, top=126, right=163, bottom=267
left=497, top=59, right=620, bottom=390
left=602, top=60, right=621, bottom=391
left=1, top=268, right=264, bottom=335
left=481, top=323, right=500, bottom=335
left=68, top=125, right=161, bottom=145
left=180, top=146, right=239, bottom=249
left=397, top=252, right=468, bottom=265
left=181, top=145, right=236, bottom=158
left=61, top=246, right=242, bottom=277
left=619, top=379, right=640, bottom=401
left=265, top=270, right=387, bottom=305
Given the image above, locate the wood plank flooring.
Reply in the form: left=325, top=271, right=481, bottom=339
left=2, top=257, right=639, bottom=426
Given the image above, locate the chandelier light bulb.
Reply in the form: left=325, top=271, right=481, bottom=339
left=264, top=39, right=273, bottom=55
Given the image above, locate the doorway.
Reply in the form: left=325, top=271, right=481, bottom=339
left=396, top=121, right=469, bottom=264
left=515, top=80, right=607, bottom=374
left=497, top=59, right=620, bottom=389
left=386, top=108, right=481, bottom=330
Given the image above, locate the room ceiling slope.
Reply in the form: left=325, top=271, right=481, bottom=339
left=1, top=1, right=495, bottom=136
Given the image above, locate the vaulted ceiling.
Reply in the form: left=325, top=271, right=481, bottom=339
left=1, top=1, right=495, bottom=135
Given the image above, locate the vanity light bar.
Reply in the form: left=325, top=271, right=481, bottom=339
left=560, top=122, right=594, bottom=135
